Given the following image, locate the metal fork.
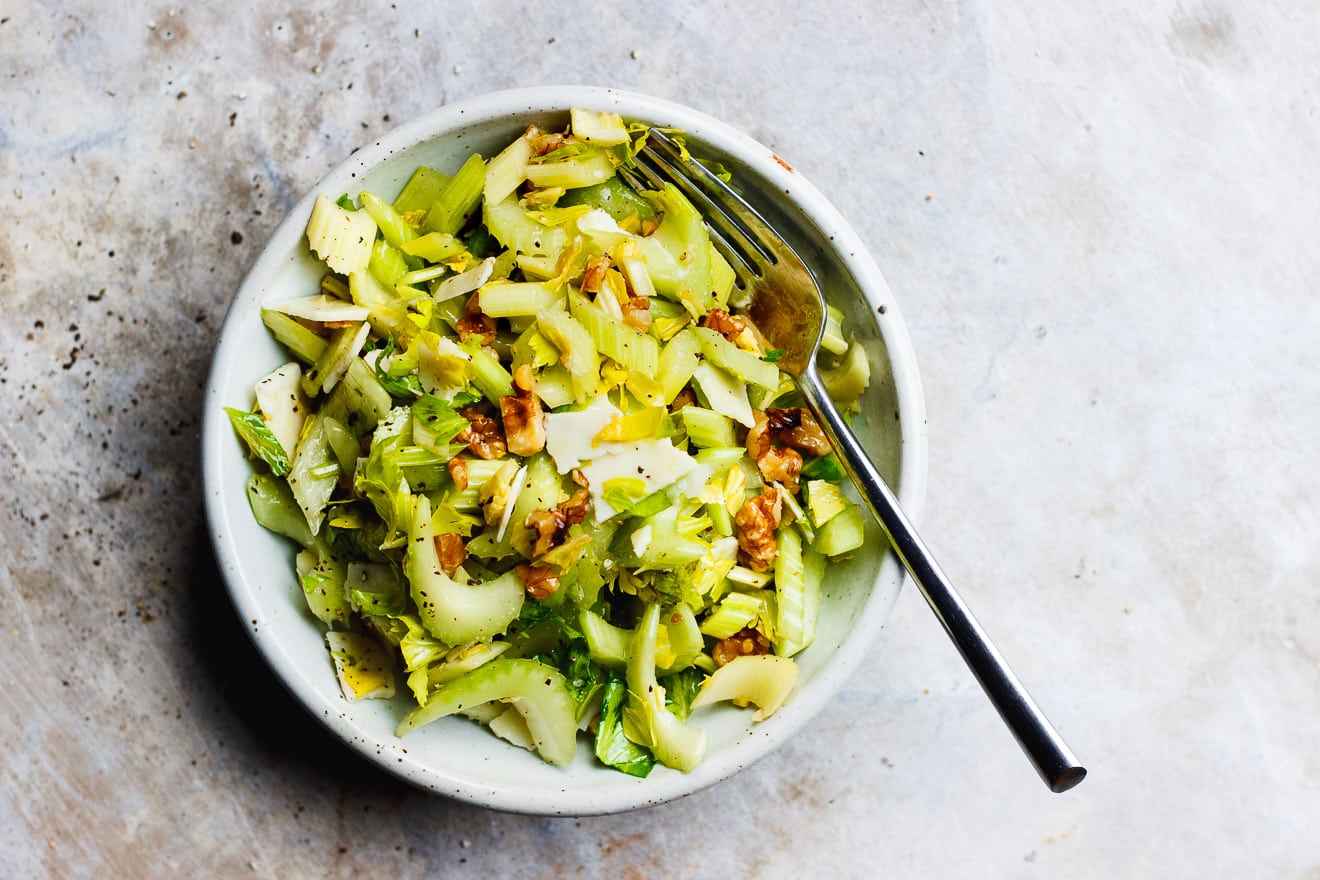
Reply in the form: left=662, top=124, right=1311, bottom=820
left=631, top=128, right=1086, bottom=793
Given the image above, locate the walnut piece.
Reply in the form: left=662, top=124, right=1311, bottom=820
left=433, top=533, right=467, bottom=579
left=699, top=308, right=749, bottom=342
left=456, top=290, right=497, bottom=345
left=456, top=401, right=507, bottom=460
left=500, top=364, right=546, bottom=457
left=516, top=562, right=560, bottom=601
left=524, top=488, right=591, bottom=558
left=735, top=486, right=782, bottom=572
left=712, top=626, right=772, bottom=667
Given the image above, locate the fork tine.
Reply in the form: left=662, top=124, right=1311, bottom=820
left=640, top=130, right=780, bottom=268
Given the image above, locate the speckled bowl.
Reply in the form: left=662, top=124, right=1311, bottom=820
left=201, top=86, right=927, bottom=816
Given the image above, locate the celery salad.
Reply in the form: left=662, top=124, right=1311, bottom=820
left=226, top=109, right=872, bottom=776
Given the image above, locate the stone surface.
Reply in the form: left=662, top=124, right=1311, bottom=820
left=2, top=2, right=1316, bottom=877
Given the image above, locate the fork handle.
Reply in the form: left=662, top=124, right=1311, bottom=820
left=798, top=367, right=1086, bottom=793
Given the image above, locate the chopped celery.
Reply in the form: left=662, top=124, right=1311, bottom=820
left=635, top=184, right=716, bottom=315
left=360, top=191, right=419, bottom=250
left=679, top=406, right=736, bottom=450
left=424, top=153, right=487, bottom=236
left=568, top=292, right=659, bottom=375
left=536, top=307, right=600, bottom=402
left=392, top=165, right=450, bottom=215
left=484, top=132, right=534, bottom=206
left=479, top=281, right=564, bottom=318
left=558, top=176, right=657, bottom=224
left=804, top=479, right=846, bottom=528
left=411, top=394, right=469, bottom=452
left=484, top=194, right=570, bottom=258
left=401, top=230, right=466, bottom=263
left=581, top=609, right=631, bottom=670
left=368, top=239, right=411, bottom=289
left=656, top=328, right=702, bottom=405
left=287, top=415, right=339, bottom=535
left=773, top=525, right=811, bottom=656
left=821, top=305, right=849, bottom=356
left=699, top=589, right=769, bottom=639
left=691, top=655, right=798, bottom=721
left=820, top=341, right=871, bottom=412
left=464, top=342, right=516, bottom=402
left=812, top=499, right=866, bottom=557
left=301, top=321, right=370, bottom=397
left=405, top=494, right=524, bottom=644
left=525, top=148, right=616, bottom=190
left=801, top=452, right=846, bottom=482
left=693, top=327, right=779, bottom=391
left=570, top=108, right=631, bottom=146
left=245, top=473, right=315, bottom=547
left=261, top=309, right=327, bottom=364
left=396, top=658, right=578, bottom=765
left=297, top=546, right=350, bottom=628
left=690, top=361, right=755, bottom=428
left=623, top=604, right=707, bottom=772
left=321, top=358, right=392, bottom=437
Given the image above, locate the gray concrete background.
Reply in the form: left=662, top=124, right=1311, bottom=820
left=2, top=2, right=1316, bottom=877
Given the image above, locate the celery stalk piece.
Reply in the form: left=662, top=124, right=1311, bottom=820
left=581, top=609, right=631, bottom=670
left=659, top=603, right=703, bottom=672
left=349, top=269, right=414, bottom=343
left=820, top=341, right=872, bottom=412
left=657, top=328, right=702, bottom=405
left=395, top=658, right=578, bottom=766
left=536, top=307, right=600, bottom=402
left=692, top=327, right=780, bottom=391
left=301, top=321, right=370, bottom=397
left=463, top=342, right=516, bottom=403
left=253, top=362, right=309, bottom=458
left=531, top=365, right=576, bottom=410
left=305, top=193, right=377, bottom=275
left=691, top=655, right=799, bottom=721
left=405, top=494, right=524, bottom=644
left=483, top=131, right=534, bottom=206
left=297, top=546, right=351, bottom=628
left=226, top=408, right=292, bottom=476
left=773, top=525, right=812, bottom=656
left=401, top=230, right=466, bottom=263
left=623, top=604, right=708, bottom=773
left=424, top=153, right=487, bottom=236
left=693, top=446, right=746, bottom=478
left=821, top=305, right=849, bottom=356
left=321, top=416, right=359, bottom=477
left=478, top=281, right=564, bottom=318
left=484, top=194, right=570, bottom=258
left=804, top=479, right=847, bottom=528
left=393, top=165, right=450, bottom=215
left=321, top=358, right=392, bottom=437
left=708, top=243, right=736, bottom=308
left=559, top=179, right=657, bottom=225
left=635, top=184, right=716, bottom=315
left=690, top=361, right=755, bottom=428
left=325, top=631, right=396, bottom=700
left=570, top=108, right=631, bottom=146
left=699, top=589, right=770, bottom=638
left=359, top=191, right=419, bottom=250
left=679, top=405, right=736, bottom=450
left=504, top=452, right=562, bottom=558
left=265, top=293, right=370, bottom=324
left=525, top=149, right=616, bottom=190
left=261, top=310, right=328, bottom=365
left=287, top=415, right=340, bottom=535
left=567, top=292, right=659, bottom=375
left=812, top=499, right=867, bottom=558
left=246, top=473, right=315, bottom=547
left=410, top=393, right=470, bottom=453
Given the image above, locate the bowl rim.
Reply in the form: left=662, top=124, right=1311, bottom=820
left=201, top=84, right=928, bottom=815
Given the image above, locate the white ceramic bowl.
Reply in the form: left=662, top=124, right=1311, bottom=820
left=202, top=86, right=927, bottom=815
